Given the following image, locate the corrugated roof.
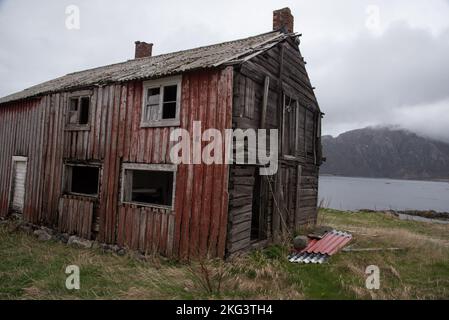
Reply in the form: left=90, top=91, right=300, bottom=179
left=0, top=30, right=294, bottom=105
left=306, top=231, right=352, bottom=255
left=288, top=230, right=352, bottom=264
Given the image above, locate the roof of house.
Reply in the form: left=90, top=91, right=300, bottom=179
left=0, top=30, right=296, bottom=105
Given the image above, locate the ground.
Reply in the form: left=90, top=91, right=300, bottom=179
left=0, top=209, right=448, bottom=300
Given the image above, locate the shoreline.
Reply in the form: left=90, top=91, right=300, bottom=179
left=353, top=208, right=449, bottom=222
left=319, top=174, right=449, bottom=184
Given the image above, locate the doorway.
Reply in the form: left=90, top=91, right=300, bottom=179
left=9, top=156, right=28, bottom=214
left=251, top=174, right=268, bottom=241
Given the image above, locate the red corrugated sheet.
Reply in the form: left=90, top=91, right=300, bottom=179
left=289, top=230, right=352, bottom=264
left=305, top=231, right=352, bottom=255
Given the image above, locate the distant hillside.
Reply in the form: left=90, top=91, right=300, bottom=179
left=321, top=127, right=449, bottom=180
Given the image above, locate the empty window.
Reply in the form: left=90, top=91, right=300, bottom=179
left=67, top=93, right=91, bottom=128
left=122, top=164, right=176, bottom=208
left=79, top=97, right=90, bottom=124
left=162, top=85, right=177, bottom=119
left=65, top=165, right=100, bottom=197
left=142, top=76, right=181, bottom=127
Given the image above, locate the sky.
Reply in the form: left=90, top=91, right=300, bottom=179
left=1, top=0, right=449, bottom=141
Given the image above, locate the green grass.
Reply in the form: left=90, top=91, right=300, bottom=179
left=0, top=209, right=448, bottom=300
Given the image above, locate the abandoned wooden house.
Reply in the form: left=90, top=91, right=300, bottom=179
left=0, top=8, right=322, bottom=259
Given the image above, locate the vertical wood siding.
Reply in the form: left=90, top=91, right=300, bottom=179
left=227, top=40, right=321, bottom=255
left=58, top=195, right=94, bottom=239
left=0, top=67, right=233, bottom=260
left=0, top=99, right=45, bottom=222
left=173, top=68, right=233, bottom=259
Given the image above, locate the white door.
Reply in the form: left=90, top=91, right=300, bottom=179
left=10, top=157, right=27, bottom=213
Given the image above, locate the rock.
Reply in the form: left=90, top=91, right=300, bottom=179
left=293, top=236, right=309, bottom=250
left=117, top=248, right=126, bottom=256
left=55, top=233, right=69, bottom=243
left=91, top=241, right=100, bottom=249
left=33, top=229, right=52, bottom=241
left=18, top=224, right=34, bottom=234
left=99, top=243, right=109, bottom=250
left=68, top=235, right=93, bottom=249
left=309, top=226, right=334, bottom=239
left=133, top=252, right=147, bottom=261
left=10, top=213, right=22, bottom=221
left=99, top=243, right=114, bottom=253
left=41, top=227, right=55, bottom=235
left=67, top=235, right=80, bottom=245
left=95, top=243, right=126, bottom=254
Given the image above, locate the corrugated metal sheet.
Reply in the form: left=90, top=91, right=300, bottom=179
left=289, top=252, right=328, bottom=264
left=0, top=31, right=293, bottom=105
left=306, top=231, right=352, bottom=255
left=288, top=230, right=352, bottom=264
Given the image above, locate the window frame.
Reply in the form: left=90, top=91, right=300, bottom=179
left=66, top=90, right=93, bottom=131
left=282, top=92, right=299, bottom=158
left=141, top=76, right=182, bottom=128
left=120, top=163, right=177, bottom=209
left=281, top=82, right=320, bottom=159
left=63, top=162, right=101, bottom=198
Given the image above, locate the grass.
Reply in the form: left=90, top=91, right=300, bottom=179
left=0, top=209, right=448, bottom=300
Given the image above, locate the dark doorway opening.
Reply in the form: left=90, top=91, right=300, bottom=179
left=251, top=174, right=268, bottom=241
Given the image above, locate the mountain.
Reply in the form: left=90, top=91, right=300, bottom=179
left=320, top=127, right=449, bottom=180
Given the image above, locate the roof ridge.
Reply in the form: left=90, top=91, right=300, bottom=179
left=65, top=30, right=283, bottom=77
left=0, top=30, right=290, bottom=104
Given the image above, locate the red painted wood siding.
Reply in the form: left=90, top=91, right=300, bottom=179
left=58, top=195, right=94, bottom=239
left=0, top=99, right=46, bottom=223
left=0, top=67, right=233, bottom=259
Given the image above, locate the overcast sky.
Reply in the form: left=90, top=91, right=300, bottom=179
left=1, top=0, right=448, bottom=141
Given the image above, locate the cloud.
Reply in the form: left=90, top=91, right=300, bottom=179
left=390, top=99, right=449, bottom=142
left=0, top=0, right=449, bottom=142
left=310, top=22, right=449, bottom=141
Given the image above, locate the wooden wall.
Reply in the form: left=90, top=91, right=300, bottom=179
left=0, top=67, right=233, bottom=259
left=173, top=68, right=233, bottom=260
left=227, top=39, right=321, bottom=255
left=0, top=99, right=45, bottom=222
left=58, top=195, right=94, bottom=239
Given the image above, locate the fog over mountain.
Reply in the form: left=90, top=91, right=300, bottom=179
left=321, top=127, right=449, bottom=180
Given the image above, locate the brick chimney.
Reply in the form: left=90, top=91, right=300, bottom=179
left=273, top=7, right=294, bottom=33
left=134, top=41, right=153, bottom=59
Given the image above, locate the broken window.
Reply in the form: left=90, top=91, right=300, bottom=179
left=122, top=164, right=176, bottom=208
left=79, top=97, right=90, bottom=124
left=162, top=85, right=177, bottom=119
left=67, top=92, right=92, bottom=129
left=65, top=164, right=100, bottom=197
left=141, top=76, right=181, bottom=127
